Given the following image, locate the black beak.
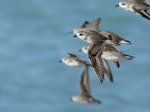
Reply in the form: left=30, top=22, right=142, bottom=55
left=115, top=4, right=119, bottom=7
left=73, top=35, right=77, bottom=37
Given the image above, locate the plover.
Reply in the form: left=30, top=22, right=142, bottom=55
left=73, top=29, right=115, bottom=83
left=100, top=31, right=131, bottom=46
left=116, top=0, right=150, bottom=20
left=72, top=65, right=101, bottom=104
left=103, top=44, right=134, bottom=62
left=76, top=18, right=131, bottom=46
left=60, top=53, right=90, bottom=67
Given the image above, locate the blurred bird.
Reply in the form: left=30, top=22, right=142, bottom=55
left=60, top=53, right=90, bottom=67
left=72, top=65, right=101, bottom=104
left=116, top=0, right=150, bottom=20
left=100, top=31, right=131, bottom=46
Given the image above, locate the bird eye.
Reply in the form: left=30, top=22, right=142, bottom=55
left=79, top=33, right=83, bottom=36
left=121, top=2, right=126, bottom=5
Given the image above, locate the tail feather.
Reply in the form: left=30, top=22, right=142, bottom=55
left=124, top=54, right=134, bottom=60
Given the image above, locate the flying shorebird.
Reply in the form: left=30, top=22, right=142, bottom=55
left=100, top=31, right=132, bottom=46
left=60, top=53, right=90, bottom=67
left=116, top=0, right=150, bottom=20
left=75, top=18, right=132, bottom=68
left=79, top=18, right=131, bottom=46
left=80, top=45, right=134, bottom=68
left=73, top=29, right=115, bottom=83
left=72, top=65, right=101, bottom=104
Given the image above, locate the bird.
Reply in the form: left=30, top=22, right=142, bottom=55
left=100, top=31, right=132, bottom=46
left=60, top=53, right=90, bottom=67
left=102, top=44, right=134, bottom=62
left=79, top=45, right=120, bottom=68
left=116, top=0, right=150, bottom=20
left=73, top=28, right=115, bottom=83
left=72, top=65, right=101, bottom=104
left=79, top=18, right=131, bottom=46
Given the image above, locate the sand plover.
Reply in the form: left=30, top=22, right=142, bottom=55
left=100, top=31, right=131, bottom=46
left=60, top=53, right=90, bottom=67
left=103, top=44, right=134, bottom=62
left=80, top=45, right=121, bottom=68
left=116, top=0, right=150, bottom=20
left=72, top=65, right=101, bottom=104
left=77, top=18, right=131, bottom=46
left=73, top=29, right=115, bottom=83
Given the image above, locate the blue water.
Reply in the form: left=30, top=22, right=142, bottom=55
left=0, top=0, right=150, bottom=112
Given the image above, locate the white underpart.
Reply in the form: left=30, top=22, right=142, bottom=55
left=102, top=51, right=121, bottom=61
left=120, top=40, right=129, bottom=44
left=81, top=46, right=90, bottom=54
left=62, top=58, right=83, bottom=67
left=127, top=4, right=135, bottom=12
left=72, top=95, right=88, bottom=104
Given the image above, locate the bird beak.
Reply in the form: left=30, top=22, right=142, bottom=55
left=115, top=4, right=119, bottom=7
left=73, top=35, right=77, bottom=37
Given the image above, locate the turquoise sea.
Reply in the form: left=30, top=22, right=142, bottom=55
left=0, top=0, right=150, bottom=112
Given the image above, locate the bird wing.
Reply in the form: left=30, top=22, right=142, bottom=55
left=81, top=18, right=101, bottom=31
left=79, top=66, right=91, bottom=96
left=88, top=42, right=105, bottom=83
left=103, top=59, right=113, bottom=82
left=133, top=6, right=150, bottom=20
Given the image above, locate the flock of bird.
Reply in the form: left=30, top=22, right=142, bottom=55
left=60, top=0, right=150, bottom=104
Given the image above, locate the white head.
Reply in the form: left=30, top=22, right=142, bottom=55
left=73, top=28, right=88, bottom=41
left=81, top=46, right=90, bottom=54
left=116, top=1, right=128, bottom=9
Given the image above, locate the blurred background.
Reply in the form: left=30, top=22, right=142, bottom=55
left=0, top=0, right=150, bottom=112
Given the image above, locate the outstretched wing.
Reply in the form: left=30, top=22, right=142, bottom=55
left=103, top=59, right=113, bottom=82
left=79, top=66, right=91, bottom=96
left=81, top=18, right=101, bottom=31
left=89, top=55, right=104, bottom=83
left=133, top=6, right=150, bottom=20
left=88, top=42, right=105, bottom=83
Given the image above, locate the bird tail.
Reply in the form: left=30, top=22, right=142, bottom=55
left=124, top=54, right=134, bottom=60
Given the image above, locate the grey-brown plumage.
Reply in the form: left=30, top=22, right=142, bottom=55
left=100, top=31, right=131, bottom=46
left=75, top=18, right=131, bottom=46
left=79, top=45, right=114, bottom=82
left=81, top=18, right=100, bottom=31
left=116, top=0, right=150, bottom=20
left=73, top=29, right=114, bottom=83
left=103, top=44, right=134, bottom=62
